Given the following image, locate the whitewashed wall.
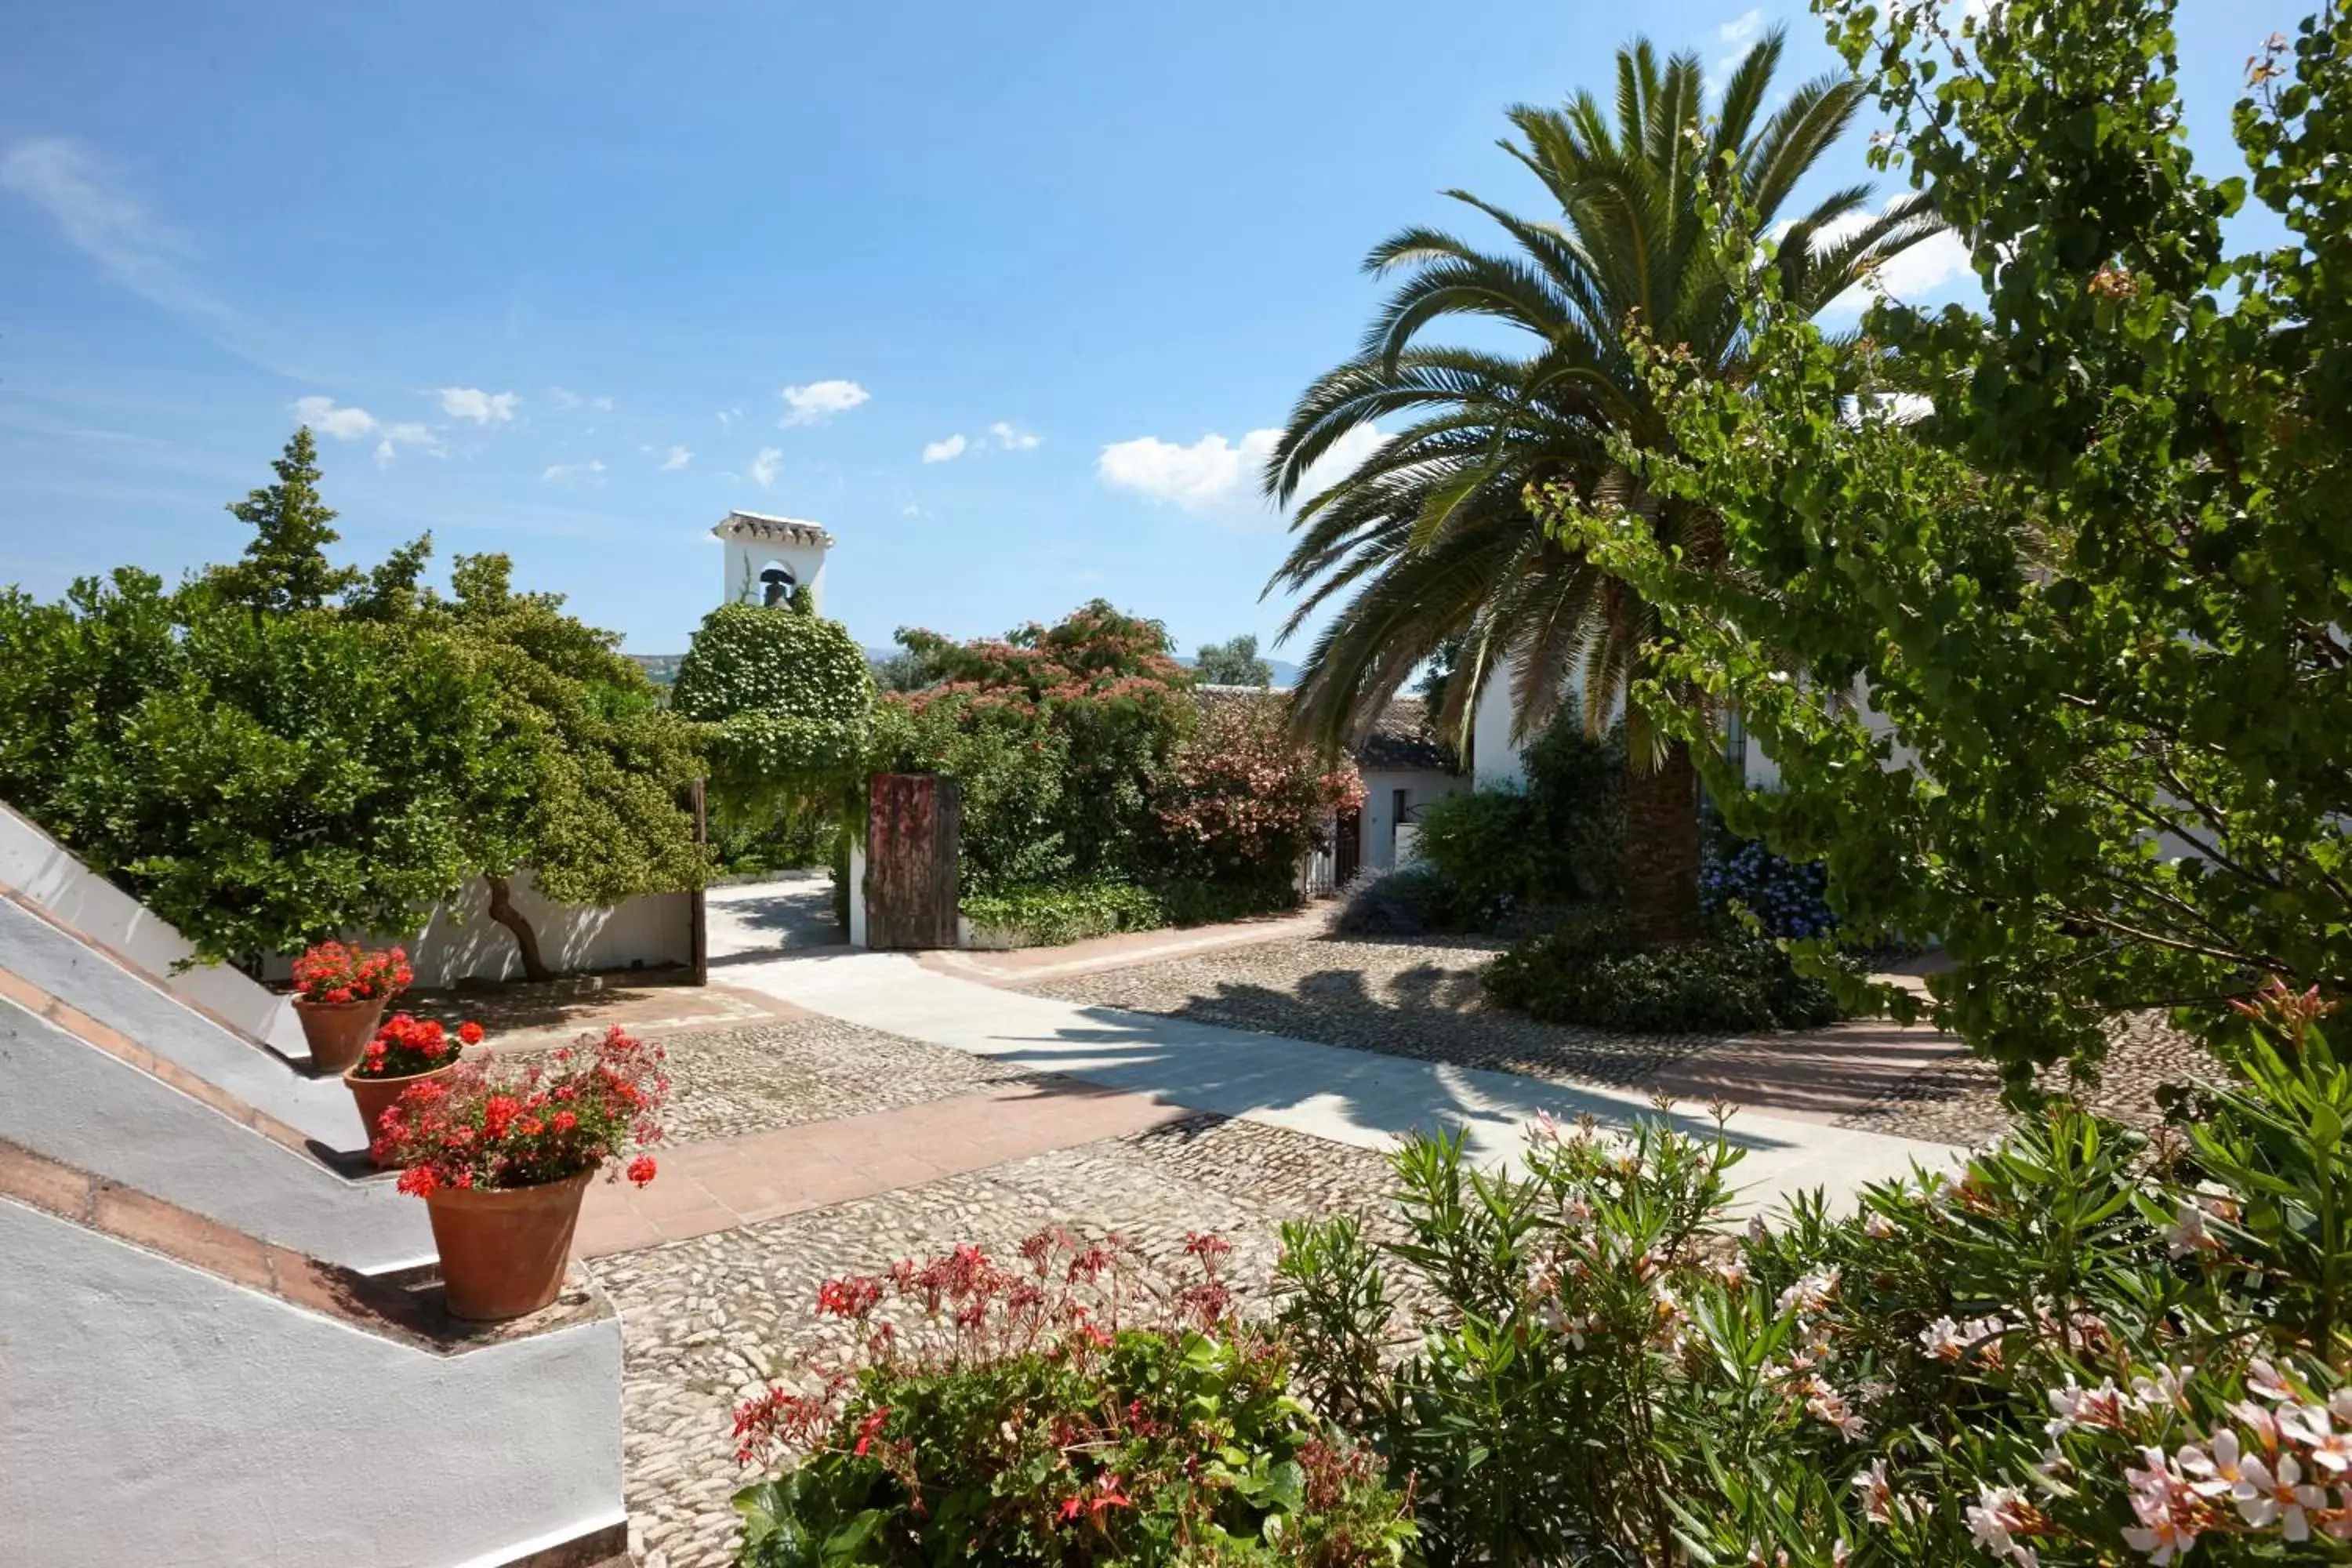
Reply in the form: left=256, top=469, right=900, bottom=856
left=0, top=1197, right=625, bottom=1568
left=368, top=869, right=693, bottom=988
left=0, top=996, right=434, bottom=1271
left=0, top=800, right=306, bottom=1054
left=1358, top=768, right=1466, bottom=875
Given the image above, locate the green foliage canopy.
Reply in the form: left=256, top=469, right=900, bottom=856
left=0, top=569, right=521, bottom=961
left=675, top=601, right=874, bottom=789
left=1543, top=0, right=2352, bottom=1080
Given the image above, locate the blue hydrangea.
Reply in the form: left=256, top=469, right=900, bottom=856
left=1699, top=837, right=1837, bottom=941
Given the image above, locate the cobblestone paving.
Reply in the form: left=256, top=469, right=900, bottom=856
left=641, top=1016, right=1049, bottom=1144
left=1025, top=934, right=1721, bottom=1087
left=590, top=1114, right=1403, bottom=1568
left=1834, top=1010, right=2224, bottom=1147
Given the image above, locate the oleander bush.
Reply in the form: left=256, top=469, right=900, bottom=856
left=1482, top=913, right=1847, bottom=1033
left=731, top=1230, right=1416, bottom=1566
left=1275, top=982, right=2352, bottom=1567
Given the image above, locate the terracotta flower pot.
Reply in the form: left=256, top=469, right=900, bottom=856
left=341, top=1061, right=457, bottom=1166
left=291, top=995, right=389, bottom=1075
left=426, top=1171, right=593, bottom=1321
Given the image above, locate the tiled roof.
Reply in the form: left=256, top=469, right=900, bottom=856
left=1357, top=695, right=1457, bottom=772
left=1189, top=687, right=1458, bottom=773
left=713, top=511, right=834, bottom=548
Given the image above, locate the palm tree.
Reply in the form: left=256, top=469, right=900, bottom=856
left=1264, top=30, right=1939, bottom=946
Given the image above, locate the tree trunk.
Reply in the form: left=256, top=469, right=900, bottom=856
left=484, top=873, right=554, bottom=984
left=1622, top=741, right=1704, bottom=948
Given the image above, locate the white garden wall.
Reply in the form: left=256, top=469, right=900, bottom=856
left=0, top=1196, right=625, bottom=1568
left=0, top=996, right=433, bottom=1271
left=0, top=798, right=307, bottom=1054
left=374, top=869, right=693, bottom=988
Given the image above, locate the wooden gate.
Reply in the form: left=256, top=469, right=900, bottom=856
left=865, top=772, right=961, bottom=949
left=1333, top=805, right=1363, bottom=887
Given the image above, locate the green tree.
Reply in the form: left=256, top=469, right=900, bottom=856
left=209, top=427, right=362, bottom=614
left=0, top=569, right=521, bottom=962
left=421, top=551, right=711, bottom=980
left=1544, top=0, right=2352, bottom=1080
left=1265, top=32, right=1940, bottom=944
left=1193, top=633, right=1273, bottom=688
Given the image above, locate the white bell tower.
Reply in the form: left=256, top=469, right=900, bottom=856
left=713, top=511, right=835, bottom=614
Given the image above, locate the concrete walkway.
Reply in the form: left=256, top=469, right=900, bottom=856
left=719, top=949, right=1958, bottom=1216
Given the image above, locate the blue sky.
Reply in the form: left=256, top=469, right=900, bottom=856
left=0, top=0, right=2301, bottom=659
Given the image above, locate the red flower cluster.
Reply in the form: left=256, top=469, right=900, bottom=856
left=350, top=1013, right=483, bottom=1080
left=290, top=942, right=412, bottom=1006
left=1154, top=694, right=1366, bottom=883
left=376, top=1025, right=667, bottom=1196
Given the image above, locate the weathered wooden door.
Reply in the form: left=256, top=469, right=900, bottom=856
left=865, top=773, right=961, bottom=949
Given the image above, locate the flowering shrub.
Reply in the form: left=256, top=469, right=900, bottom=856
left=874, top=601, right=1195, bottom=887
left=731, top=1229, right=1415, bottom=1566
left=289, top=941, right=412, bottom=1006
left=1700, top=828, right=1838, bottom=941
left=350, top=1011, right=483, bottom=1079
left=374, top=1024, right=666, bottom=1192
left=1275, top=981, right=2352, bottom=1567
left=1152, top=691, right=1364, bottom=888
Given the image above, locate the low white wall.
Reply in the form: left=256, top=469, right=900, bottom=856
left=0, top=997, right=434, bottom=1272
left=394, top=869, right=692, bottom=988
left=0, top=897, right=365, bottom=1151
left=0, top=800, right=307, bottom=1054
left=0, top=1197, right=626, bottom=1568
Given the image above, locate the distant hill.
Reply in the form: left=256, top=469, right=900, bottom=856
left=634, top=648, right=1304, bottom=690
left=1178, top=653, right=1301, bottom=688
left=629, top=653, right=684, bottom=687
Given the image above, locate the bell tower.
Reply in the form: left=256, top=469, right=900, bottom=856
left=713, top=511, right=834, bottom=614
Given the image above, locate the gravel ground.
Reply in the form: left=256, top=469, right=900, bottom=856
left=1833, top=1009, right=2223, bottom=1146
left=590, top=1112, right=1406, bottom=1568
left=652, top=1015, right=1049, bottom=1143
left=1028, top=934, right=1722, bottom=1087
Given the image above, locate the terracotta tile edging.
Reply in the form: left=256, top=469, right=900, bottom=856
left=0, top=1134, right=610, bottom=1354
left=0, top=965, right=351, bottom=1165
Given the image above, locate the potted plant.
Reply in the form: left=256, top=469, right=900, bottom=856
left=374, top=1025, right=667, bottom=1320
left=287, top=942, right=412, bottom=1074
left=346, top=1014, right=481, bottom=1166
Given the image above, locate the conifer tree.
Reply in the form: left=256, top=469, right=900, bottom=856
left=212, top=426, right=361, bottom=613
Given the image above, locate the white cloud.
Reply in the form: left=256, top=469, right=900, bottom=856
left=437, top=387, right=521, bottom=424
left=902, top=503, right=925, bottom=517
left=749, top=447, right=783, bottom=487
left=921, top=433, right=968, bottom=463
left=1719, top=7, right=1764, bottom=43
left=549, top=387, right=613, bottom=413
left=717, top=406, right=743, bottom=428
left=1806, top=199, right=1976, bottom=316
left=779, top=379, right=870, bottom=426
left=989, top=421, right=1041, bottom=452
left=1098, top=425, right=1388, bottom=528
left=659, top=445, right=693, bottom=471
left=0, top=136, right=239, bottom=335
left=292, top=395, right=378, bottom=441
left=541, top=458, right=605, bottom=482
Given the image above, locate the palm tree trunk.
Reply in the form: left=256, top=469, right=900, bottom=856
left=484, top=873, right=554, bottom=984
left=1622, top=741, right=1703, bottom=947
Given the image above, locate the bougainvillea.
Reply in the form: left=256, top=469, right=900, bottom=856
left=350, top=1011, right=482, bottom=1080
left=1152, top=691, right=1363, bottom=888
left=289, top=942, right=411, bottom=1006
left=375, top=1024, right=667, bottom=1191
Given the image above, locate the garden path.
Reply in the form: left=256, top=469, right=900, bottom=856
left=714, top=946, right=1958, bottom=1215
